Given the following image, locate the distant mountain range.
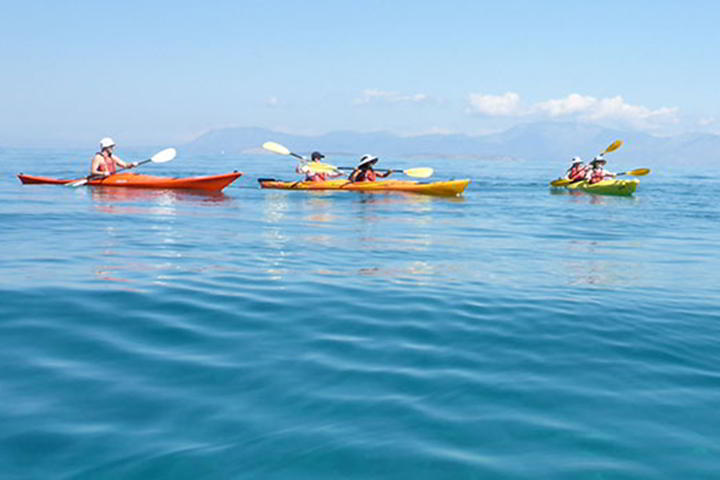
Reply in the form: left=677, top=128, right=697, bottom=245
left=183, top=122, right=720, bottom=163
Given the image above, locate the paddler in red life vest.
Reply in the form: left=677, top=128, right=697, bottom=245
left=586, top=156, right=616, bottom=184
left=90, top=137, right=137, bottom=176
left=348, top=155, right=393, bottom=182
left=296, top=151, right=342, bottom=182
left=565, top=157, right=587, bottom=183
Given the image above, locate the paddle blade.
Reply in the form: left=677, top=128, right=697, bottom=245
left=550, top=178, right=572, bottom=187
left=403, top=167, right=433, bottom=178
left=151, top=147, right=176, bottom=163
left=604, top=140, right=623, bottom=154
left=67, top=178, right=89, bottom=188
left=628, top=168, right=650, bottom=176
left=263, top=141, right=290, bottom=156
left=305, top=162, right=340, bottom=174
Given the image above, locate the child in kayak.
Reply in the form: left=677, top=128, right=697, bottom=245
left=90, top=137, right=137, bottom=176
left=586, top=156, right=616, bottom=184
left=348, top=155, right=393, bottom=182
left=296, top=151, right=341, bottom=182
left=565, top=157, right=587, bottom=183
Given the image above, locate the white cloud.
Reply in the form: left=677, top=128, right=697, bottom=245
left=266, top=96, right=280, bottom=107
left=355, top=89, right=431, bottom=105
left=534, top=93, right=596, bottom=117
left=575, top=95, right=677, bottom=124
left=467, top=91, right=678, bottom=131
left=467, top=92, right=523, bottom=116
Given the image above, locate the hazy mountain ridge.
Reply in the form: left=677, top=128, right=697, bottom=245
left=182, top=123, right=720, bottom=163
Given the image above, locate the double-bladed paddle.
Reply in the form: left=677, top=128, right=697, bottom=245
left=332, top=165, right=434, bottom=179
left=262, top=141, right=434, bottom=179
left=551, top=168, right=651, bottom=187
left=68, top=148, right=177, bottom=187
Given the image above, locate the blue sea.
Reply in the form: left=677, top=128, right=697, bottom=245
left=1, top=148, right=719, bottom=479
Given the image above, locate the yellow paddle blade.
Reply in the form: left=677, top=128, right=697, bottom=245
left=604, top=140, right=623, bottom=154
left=628, top=168, right=650, bottom=176
left=306, top=162, right=340, bottom=174
left=262, top=141, right=291, bottom=156
left=550, top=178, right=572, bottom=187
left=404, top=167, right=433, bottom=178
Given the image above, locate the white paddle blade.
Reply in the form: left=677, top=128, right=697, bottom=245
left=151, top=148, right=176, bottom=163
left=404, top=167, right=433, bottom=178
left=68, top=179, right=89, bottom=187
left=262, top=141, right=291, bottom=156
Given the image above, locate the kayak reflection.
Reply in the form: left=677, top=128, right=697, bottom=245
left=90, top=186, right=230, bottom=203
left=90, top=186, right=231, bottom=216
left=550, top=187, right=638, bottom=205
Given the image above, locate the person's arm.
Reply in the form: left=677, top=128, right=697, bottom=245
left=113, top=155, right=136, bottom=169
left=376, top=170, right=392, bottom=178
left=348, top=169, right=360, bottom=182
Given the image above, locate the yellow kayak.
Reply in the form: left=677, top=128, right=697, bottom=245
left=563, top=179, right=639, bottom=196
left=258, top=178, right=470, bottom=196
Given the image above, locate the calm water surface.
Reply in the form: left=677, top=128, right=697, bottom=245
left=1, top=149, right=719, bottom=479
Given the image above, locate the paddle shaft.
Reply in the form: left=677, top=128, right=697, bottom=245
left=336, top=166, right=405, bottom=173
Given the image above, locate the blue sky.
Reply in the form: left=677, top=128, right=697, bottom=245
left=1, top=0, right=718, bottom=146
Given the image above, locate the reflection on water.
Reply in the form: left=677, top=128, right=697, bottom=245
left=89, top=187, right=231, bottom=216
left=90, top=186, right=230, bottom=203
left=549, top=188, right=639, bottom=205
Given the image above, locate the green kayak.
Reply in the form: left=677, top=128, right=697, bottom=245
left=557, top=179, right=639, bottom=196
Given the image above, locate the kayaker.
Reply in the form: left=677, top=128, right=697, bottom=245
left=565, top=157, right=587, bottom=183
left=90, top=138, right=137, bottom=176
left=348, top=155, right=392, bottom=182
left=586, top=156, right=616, bottom=184
left=296, top=151, right=341, bottom=182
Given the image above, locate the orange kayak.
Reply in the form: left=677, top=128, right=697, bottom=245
left=17, top=171, right=243, bottom=192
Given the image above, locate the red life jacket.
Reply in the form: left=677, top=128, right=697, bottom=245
left=354, top=169, right=377, bottom=182
left=96, top=152, right=117, bottom=174
left=589, top=168, right=607, bottom=184
left=568, top=165, right=586, bottom=181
